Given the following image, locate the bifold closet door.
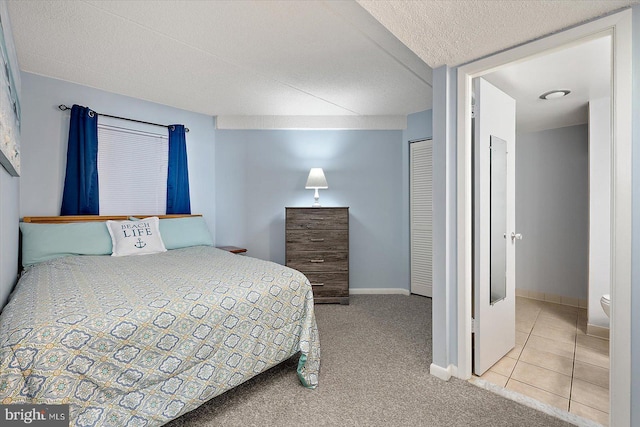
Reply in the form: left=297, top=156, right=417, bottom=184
left=410, top=139, right=433, bottom=297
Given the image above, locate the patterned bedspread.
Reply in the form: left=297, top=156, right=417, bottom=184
left=0, top=246, right=320, bottom=426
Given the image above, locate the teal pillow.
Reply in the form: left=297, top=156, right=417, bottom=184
left=20, top=221, right=113, bottom=267
left=159, top=217, right=213, bottom=250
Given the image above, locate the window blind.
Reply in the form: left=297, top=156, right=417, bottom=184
left=97, top=124, right=168, bottom=215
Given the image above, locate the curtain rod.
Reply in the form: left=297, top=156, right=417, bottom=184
left=58, top=104, right=189, bottom=133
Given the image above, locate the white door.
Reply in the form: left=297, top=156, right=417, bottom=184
left=473, top=78, right=518, bottom=375
left=410, top=139, right=433, bottom=297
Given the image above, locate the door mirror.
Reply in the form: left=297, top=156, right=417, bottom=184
left=490, top=135, right=507, bottom=304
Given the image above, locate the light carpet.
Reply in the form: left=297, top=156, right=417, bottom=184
left=166, top=295, right=571, bottom=427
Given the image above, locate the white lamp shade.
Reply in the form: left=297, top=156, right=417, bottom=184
left=305, top=168, right=328, bottom=189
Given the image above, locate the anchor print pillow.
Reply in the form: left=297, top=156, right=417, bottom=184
left=106, top=216, right=167, bottom=257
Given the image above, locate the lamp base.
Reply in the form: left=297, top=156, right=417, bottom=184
left=311, top=188, right=321, bottom=207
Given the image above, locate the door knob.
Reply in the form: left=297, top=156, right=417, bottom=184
left=511, top=232, right=523, bottom=242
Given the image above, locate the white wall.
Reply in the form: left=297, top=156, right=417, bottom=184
left=630, top=6, right=640, bottom=424
left=588, top=98, right=611, bottom=328
left=215, top=129, right=409, bottom=290
left=19, top=73, right=216, bottom=235
left=515, top=125, right=589, bottom=300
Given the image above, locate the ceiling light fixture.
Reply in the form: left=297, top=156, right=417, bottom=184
left=539, top=89, right=571, bottom=100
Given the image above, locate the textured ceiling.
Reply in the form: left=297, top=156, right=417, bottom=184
left=357, top=0, right=637, bottom=67
left=7, top=0, right=431, bottom=129
left=7, top=1, right=637, bottom=129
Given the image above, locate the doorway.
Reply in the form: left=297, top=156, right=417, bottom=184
left=471, top=34, right=610, bottom=424
left=455, top=9, right=632, bottom=426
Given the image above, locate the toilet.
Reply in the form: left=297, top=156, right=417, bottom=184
left=600, top=294, right=611, bottom=318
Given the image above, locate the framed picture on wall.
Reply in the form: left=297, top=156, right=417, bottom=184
left=0, top=1, right=20, bottom=177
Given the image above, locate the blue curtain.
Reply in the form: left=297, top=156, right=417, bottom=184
left=61, top=105, right=99, bottom=215
left=166, top=124, right=191, bottom=214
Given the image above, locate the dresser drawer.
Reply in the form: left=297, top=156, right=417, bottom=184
left=286, top=229, right=348, bottom=252
left=286, top=251, right=348, bottom=273
left=286, top=208, right=348, bottom=230
left=305, top=272, right=349, bottom=298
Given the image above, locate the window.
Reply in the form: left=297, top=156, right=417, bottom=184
left=97, top=124, right=168, bottom=215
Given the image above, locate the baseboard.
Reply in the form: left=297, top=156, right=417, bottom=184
left=430, top=363, right=455, bottom=381
left=349, top=288, right=410, bottom=296
left=515, top=289, right=587, bottom=309
left=587, top=323, right=610, bottom=340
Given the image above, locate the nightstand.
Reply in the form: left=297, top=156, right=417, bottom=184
left=216, top=246, right=247, bottom=254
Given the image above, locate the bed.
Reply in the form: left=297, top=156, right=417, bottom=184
left=0, top=215, right=320, bottom=426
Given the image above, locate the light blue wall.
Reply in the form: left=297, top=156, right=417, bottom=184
left=19, top=73, right=216, bottom=235
left=16, top=72, right=432, bottom=300
left=215, top=129, right=411, bottom=290
left=0, top=1, right=20, bottom=307
left=630, top=5, right=640, bottom=425
left=431, top=65, right=458, bottom=371
left=516, top=125, right=589, bottom=300
left=404, top=110, right=433, bottom=142
left=0, top=167, right=19, bottom=307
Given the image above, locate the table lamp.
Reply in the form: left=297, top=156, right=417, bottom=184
left=305, top=168, right=328, bottom=207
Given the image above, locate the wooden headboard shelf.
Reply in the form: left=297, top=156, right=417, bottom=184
left=22, top=214, right=201, bottom=224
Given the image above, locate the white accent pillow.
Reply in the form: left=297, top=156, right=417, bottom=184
left=106, top=217, right=167, bottom=257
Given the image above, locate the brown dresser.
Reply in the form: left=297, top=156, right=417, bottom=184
left=285, top=207, right=349, bottom=304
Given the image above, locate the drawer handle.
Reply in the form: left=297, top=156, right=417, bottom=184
left=310, top=217, right=325, bottom=220
left=310, top=238, right=325, bottom=242
left=311, top=283, right=324, bottom=287
left=310, top=259, right=325, bottom=263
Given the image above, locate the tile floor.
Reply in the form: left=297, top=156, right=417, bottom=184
left=478, top=296, right=610, bottom=426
